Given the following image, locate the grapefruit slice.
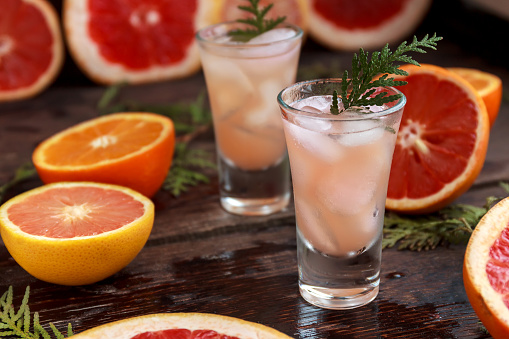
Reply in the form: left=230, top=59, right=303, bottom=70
left=32, top=112, right=175, bottom=198
left=71, top=313, right=292, bottom=338
left=0, top=0, right=64, bottom=101
left=464, top=197, right=509, bottom=339
left=0, top=182, right=154, bottom=286
left=385, top=64, right=490, bottom=214
left=308, top=0, right=432, bottom=51
left=63, top=0, right=217, bottom=85
left=448, top=67, right=503, bottom=128
left=218, top=0, right=310, bottom=34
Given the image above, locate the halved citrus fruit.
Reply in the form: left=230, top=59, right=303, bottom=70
left=63, top=0, right=217, bottom=85
left=218, top=0, right=310, bottom=34
left=32, top=112, right=175, bottom=198
left=0, top=0, right=64, bottom=101
left=71, top=313, right=292, bottom=338
left=0, top=182, right=154, bottom=286
left=308, top=0, right=432, bottom=51
left=385, top=64, right=490, bottom=214
left=448, top=67, right=503, bottom=128
left=464, top=196, right=509, bottom=339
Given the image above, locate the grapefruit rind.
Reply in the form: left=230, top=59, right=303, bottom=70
left=0, top=0, right=64, bottom=102
left=0, top=182, right=154, bottom=286
left=308, top=0, right=432, bottom=51
left=385, top=64, right=490, bottom=214
left=71, top=313, right=292, bottom=338
left=32, top=112, right=175, bottom=198
left=63, top=0, right=216, bottom=85
left=464, top=197, right=509, bottom=339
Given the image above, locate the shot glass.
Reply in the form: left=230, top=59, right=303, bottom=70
left=196, top=22, right=303, bottom=216
left=277, top=79, right=406, bottom=309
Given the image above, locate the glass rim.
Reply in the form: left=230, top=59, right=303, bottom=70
left=277, top=78, right=407, bottom=121
left=195, top=21, right=304, bottom=48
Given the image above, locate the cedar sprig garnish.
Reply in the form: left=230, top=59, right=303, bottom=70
left=227, top=0, right=286, bottom=42
left=0, top=286, right=73, bottom=338
left=331, top=33, right=442, bottom=114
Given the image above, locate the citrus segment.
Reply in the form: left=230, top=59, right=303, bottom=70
left=63, top=0, right=216, bottom=84
left=0, top=182, right=154, bottom=286
left=32, top=112, right=175, bottom=198
left=464, top=197, right=509, bottom=339
left=0, top=0, right=64, bottom=101
left=71, top=313, right=292, bottom=339
left=218, top=0, right=309, bottom=33
left=385, top=64, right=490, bottom=214
left=448, top=67, right=503, bottom=128
left=308, top=0, right=432, bottom=50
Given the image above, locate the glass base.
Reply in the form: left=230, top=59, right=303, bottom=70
left=220, top=193, right=290, bottom=216
left=299, top=281, right=379, bottom=310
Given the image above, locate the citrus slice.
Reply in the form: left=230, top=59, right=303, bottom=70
left=448, top=67, right=503, bottom=128
left=62, top=0, right=216, bottom=85
left=385, top=64, right=490, bottom=214
left=464, top=197, right=509, bottom=339
left=218, top=0, right=310, bottom=34
left=0, top=0, right=64, bottom=101
left=308, top=0, right=432, bottom=51
left=71, top=313, right=292, bottom=338
left=32, top=112, right=175, bottom=198
left=0, top=182, right=154, bottom=286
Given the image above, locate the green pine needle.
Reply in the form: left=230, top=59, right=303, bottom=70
left=227, top=0, right=286, bottom=42
left=0, top=287, right=72, bottom=338
left=331, top=33, right=442, bottom=114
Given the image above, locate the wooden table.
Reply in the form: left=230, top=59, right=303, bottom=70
left=1, top=2, right=509, bottom=338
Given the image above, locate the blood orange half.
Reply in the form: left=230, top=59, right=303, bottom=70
left=308, top=0, right=432, bottom=51
left=0, top=182, right=154, bottom=286
left=464, top=197, right=509, bottom=339
left=71, top=313, right=292, bottom=339
left=0, top=0, right=64, bottom=101
left=63, top=0, right=217, bottom=85
left=385, top=64, right=490, bottom=214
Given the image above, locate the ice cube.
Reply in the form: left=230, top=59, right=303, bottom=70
left=247, top=28, right=296, bottom=44
left=293, top=96, right=332, bottom=113
left=244, top=80, right=282, bottom=128
left=336, top=119, right=385, bottom=147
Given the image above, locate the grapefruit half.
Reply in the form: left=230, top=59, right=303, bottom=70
left=308, top=0, right=432, bottom=51
left=0, top=182, right=154, bottom=286
left=464, top=197, right=509, bottom=339
left=63, top=0, right=217, bottom=84
left=385, top=64, right=490, bottom=214
left=71, top=313, right=292, bottom=338
left=0, top=0, right=64, bottom=101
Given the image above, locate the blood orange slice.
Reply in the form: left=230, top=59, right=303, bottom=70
left=218, top=0, right=310, bottom=33
left=63, top=0, right=216, bottom=85
left=308, top=0, right=432, bottom=51
left=464, top=197, right=509, bottom=339
left=32, top=112, right=175, bottom=198
left=0, top=182, right=154, bottom=286
left=385, top=64, right=490, bottom=214
left=448, top=67, right=503, bottom=128
left=71, top=313, right=292, bottom=338
left=0, top=0, right=64, bottom=101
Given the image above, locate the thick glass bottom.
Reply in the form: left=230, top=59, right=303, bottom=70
left=220, top=193, right=290, bottom=216
left=299, top=281, right=379, bottom=310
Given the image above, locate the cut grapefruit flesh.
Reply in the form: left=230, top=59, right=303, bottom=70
left=308, top=0, right=432, bottom=50
left=63, top=0, right=217, bottom=84
left=464, top=197, right=509, bottom=339
left=32, top=112, right=176, bottom=198
left=0, top=182, right=154, bottom=286
left=0, top=0, right=64, bottom=101
left=218, top=0, right=310, bottom=33
left=448, top=67, right=503, bottom=128
left=385, top=64, right=490, bottom=214
left=71, top=313, right=292, bottom=339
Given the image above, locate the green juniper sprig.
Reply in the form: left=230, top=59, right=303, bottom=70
left=227, top=0, right=286, bottom=42
left=331, top=33, right=442, bottom=114
left=0, top=286, right=73, bottom=338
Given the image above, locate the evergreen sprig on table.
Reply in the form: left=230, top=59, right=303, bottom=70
left=331, top=33, right=442, bottom=114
